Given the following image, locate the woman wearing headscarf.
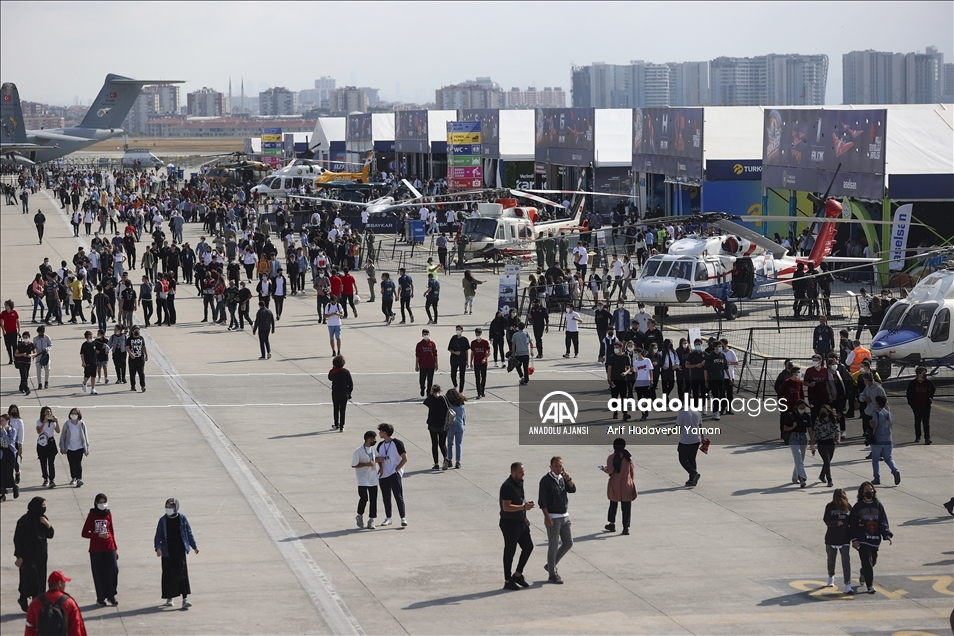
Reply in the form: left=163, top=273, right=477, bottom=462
left=0, top=414, right=19, bottom=501
left=14, top=496, right=54, bottom=612
left=154, top=498, right=198, bottom=608
left=600, top=438, right=638, bottom=535
left=82, top=493, right=119, bottom=606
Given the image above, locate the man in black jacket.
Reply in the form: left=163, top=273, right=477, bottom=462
left=528, top=299, right=549, bottom=359
left=538, top=457, right=576, bottom=584
left=252, top=301, right=275, bottom=360
left=500, top=462, right=534, bottom=591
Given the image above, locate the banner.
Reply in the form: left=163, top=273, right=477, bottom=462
left=447, top=121, right=483, bottom=190
left=888, top=204, right=913, bottom=271
left=458, top=109, right=499, bottom=158
left=535, top=108, right=594, bottom=166
left=261, top=126, right=283, bottom=168
left=632, top=107, right=703, bottom=181
left=449, top=155, right=482, bottom=167
left=346, top=113, right=373, bottom=143
left=705, top=159, right=762, bottom=181
left=395, top=110, right=428, bottom=153
left=762, top=108, right=886, bottom=199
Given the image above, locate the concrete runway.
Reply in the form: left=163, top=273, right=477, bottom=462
left=1, top=190, right=952, bottom=635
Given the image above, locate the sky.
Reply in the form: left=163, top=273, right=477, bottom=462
left=1, top=1, right=952, bottom=107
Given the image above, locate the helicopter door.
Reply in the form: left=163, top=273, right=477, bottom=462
left=495, top=225, right=505, bottom=240
left=509, top=224, right=517, bottom=240
left=733, top=257, right=754, bottom=299
left=930, top=307, right=951, bottom=343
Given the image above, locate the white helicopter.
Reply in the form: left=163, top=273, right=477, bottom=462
left=251, top=152, right=374, bottom=198
left=871, top=255, right=954, bottom=367
left=292, top=179, right=483, bottom=217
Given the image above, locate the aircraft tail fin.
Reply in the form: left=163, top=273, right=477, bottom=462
left=1, top=82, right=28, bottom=143
left=806, top=198, right=842, bottom=265
left=78, top=74, right=182, bottom=130
left=358, top=151, right=373, bottom=183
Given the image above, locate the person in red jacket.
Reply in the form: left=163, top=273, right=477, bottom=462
left=24, top=570, right=87, bottom=636
left=777, top=365, right=805, bottom=441
left=415, top=329, right=438, bottom=397
left=81, top=493, right=119, bottom=606
left=340, top=268, right=358, bottom=318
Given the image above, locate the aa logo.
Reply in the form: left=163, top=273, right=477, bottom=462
left=539, top=391, right=578, bottom=424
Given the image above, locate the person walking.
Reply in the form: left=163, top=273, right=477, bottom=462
left=447, top=325, right=470, bottom=392
left=252, top=301, right=276, bottom=360
left=499, top=462, right=534, bottom=591
left=33, top=209, right=46, bottom=245
left=379, top=272, right=396, bottom=325
left=849, top=482, right=893, bottom=594
left=58, top=408, right=89, bottom=488
left=869, top=395, right=901, bottom=486
left=676, top=405, right=703, bottom=487
left=14, top=497, right=55, bottom=612
left=15, top=330, right=36, bottom=396
left=462, top=270, right=483, bottom=314
left=126, top=325, right=148, bottom=392
left=423, top=384, right=450, bottom=471
left=823, top=488, right=853, bottom=594
left=489, top=310, right=506, bottom=367
left=80, top=331, right=99, bottom=395
left=139, top=275, right=154, bottom=328
left=601, top=438, right=637, bottom=534
left=351, top=431, right=379, bottom=530
left=272, top=269, right=287, bottom=321
left=340, top=268, right=357, bottom=318
left=0, top=414, right=18, bottom=501
left=470, top=328, right=490, bottom=399
left=905, top=366, right=936, bottom=444
left=35, top=407, right=59, bottom=488
left=445, top=388, right=466, bottom=469
left=328, top=355, right=353, bottom=432
left=2, top=300, right=22, bottom=365
left=107, top=325, right=127, bottom=384
left=81, top=493, right=119, bottom=606
left=511, top=322, right=534, bottom=385
left=813, top=405, right=840, bottom=487
left=23, top=571, right=87, bottom=636
left=415, top=328, right=438, bottom=397
left=539, top=456, right=575, bottom=584
left=324, top=295, right=344, bottom=357
left=562, top=304, right=582, bottom=358
left=397, top=268, right=414, bottom=323
left=783, top=399, right=814, bottom=488
left=424, top=273, right=440, bottom=324
left=155, top=498, right=199, bottom=608
left=375, top=423, right=408, bottom=527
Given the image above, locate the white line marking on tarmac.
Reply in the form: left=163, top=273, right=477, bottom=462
left=41, top=189, right=363, bottom=636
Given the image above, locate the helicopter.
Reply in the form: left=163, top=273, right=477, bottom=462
left=871, top=253, right=954, bottom=367
left=202, top=152, right=273, bottom=187
left=251, top=151, right=374, bottom=198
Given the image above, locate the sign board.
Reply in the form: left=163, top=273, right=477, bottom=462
left=449, top=155, right=482, bottom=167
left=448, top=144, right=482, bottom=156
left=458, top=109, right=500, bottom=158
left=632, top=107, right=704, bottom=181
left=447, top=121, right=483, bottom=191
left=448, top=132, right=482, bottom=144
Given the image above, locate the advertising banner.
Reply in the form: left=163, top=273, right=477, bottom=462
left=632, top=107, right=703, bottom=181
left=346, top=113, right=373, bottom=143
left=706, top=159, right=762, bottom=181
left=458, top=109, right=500, bottom=158
left=761, top=108, right=886, bottom=199
left=395, top=110, right=428, bottom=153
left=888, top=203, right=913, bottom=271
left=535, top=108, right=595, bottom=166
left=447, top=121, right=483, bottom=190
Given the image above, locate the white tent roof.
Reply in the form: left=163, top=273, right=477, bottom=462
left=499, top=110, right=534, bottom=160
left=311, top=117, right=345, bottom=149
left=427, top=110, right=457, bottom=148
left=702, top=106, right=765, bottom=162
left=372, top=113, right=394, bottom=141
left=594, top=108, right=633, bottom=167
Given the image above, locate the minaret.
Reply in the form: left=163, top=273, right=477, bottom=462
left=228, top=77, right=232, bottom=115
left=241, top=77, right=245, bottom=113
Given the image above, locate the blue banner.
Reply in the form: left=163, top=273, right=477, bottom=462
left=448, top=144, right=482, bottom=156
left=447, top=121, right=481, bottom=134
left=705, top=159, right=763, bottom=181
left=261, top=127, right=282, bottom=135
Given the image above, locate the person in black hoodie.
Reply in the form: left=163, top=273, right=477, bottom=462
left=849, top=481, right=893, bottom=594
left=14, top=496, right=54, bottom=612
left=489, top=310, right=506, bottom=368
left=328, top=356, right=353, bottom=432
left=422, top=384, right=450, bottom=471
left=823, top=488, right=854, bottom=594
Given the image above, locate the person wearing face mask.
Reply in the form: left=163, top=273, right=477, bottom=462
left=606, top=342, right=632, bottom=421
left=601, top=438, right=637, bottom=534
left=447, top=325, right=471, bottom=392
left=489, top=311, right=506, bottom=368
left=674, top=339, right=690, bottom=396
left=562, top=304, right=582, bottom=358
left=782, top=399, right=814, bottom=487
left=470, top=328, right=490, bottom=399
left=35, top=406, right=60, bottom=488
left=528, top=299, right=549, bottom=359
left=14, top=330, right=37, bottom=395
left=126, top=325, right=148, bottom=392
left=415, top=329, right=438, bottom=397
left=849, top=482, right=893, bottom=594
left=79, top=331, right=99, bottom=395
left=805, top=354, right=833, bottom=421
left=659, top=339, right=680, bottom=398
left=685, top=338, right=707, bottom=406
left=813, top=405, right=840, bottom=487
left=905, top=366, right=936, bottom=444
left=703, top=342, right=728, bottom=421
left=0, top=414, right=18, bottom=501
left=155, top=498, right=199, bottom=609
left=81, top=493, right=119, bottom=606
left=593, top=300, right=611, bottom=348
left=611, top=302, right=630, bottom=336
left=14, top=497, right=54, bottom=611
left=826, top=356, right=850, bottom=436
left=423, top=384, right=450, bottom=469
left=778, top=365, right=805, bottom=441
left=823, top=488, right=853, bottom=593
left=869, top=395, right=901, bottom=485
left=631, top=348, right=654, bottom=421
left=58, top=408, right=90, bottom=488
left=32, top=326, right=52, bottom=391
left=599, top=327, right=619, bottom=366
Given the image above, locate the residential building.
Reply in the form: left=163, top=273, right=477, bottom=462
left=187, top=87, right=226, bottom=117
left=259, top=87, right=299, bottom=116
left=843, top=46, right=944, bottom=104
left=329, top=86, right=371, bottom=114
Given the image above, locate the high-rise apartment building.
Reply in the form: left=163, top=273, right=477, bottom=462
left=843, top=46, right=945, bottom=104
left=329, top=86, right=370, bottom=114
left=572, top=61, right=707, bottom=108
left=187, top=87, right=225, bottom=117
left=259, top=87, right=299, bottom=116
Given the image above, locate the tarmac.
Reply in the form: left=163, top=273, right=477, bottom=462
left=1, top=188, right=952, bottom=636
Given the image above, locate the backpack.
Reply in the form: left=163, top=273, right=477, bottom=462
left=37, top=593, right=70, bottom=636
left=27, top=283, right=36, bottom=300
left=442, top=396, right=455, bottom=431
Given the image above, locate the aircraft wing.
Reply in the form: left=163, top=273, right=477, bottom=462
left=401, top=179, right=423, bottom=200
left=820, top=256, right=882, bottom=263
left=1, top=142, right=53, bottom=151
left=511, top=190, right=566, bottom=209
left=524, top=189, right=632, bottom=197
left=29, top=130, right=91, bottom=143
left=712, top=219, right=788, bottom=259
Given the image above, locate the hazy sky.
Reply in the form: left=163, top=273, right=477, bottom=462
left=2, top=1, right=951, bottom=106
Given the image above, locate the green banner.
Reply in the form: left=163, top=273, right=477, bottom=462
left=449, top=155, right=481, bottom=167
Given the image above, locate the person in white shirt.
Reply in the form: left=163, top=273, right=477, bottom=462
left=351, top=431, right=379, bottom=530
left=445, top=209, right=456, bottom=224
left=572, top=243, right=589, bottom=278
left=360, top=209, right=369, bottom=226
left=633, top=303, right=652, bottom=333
left=419, top=206, right=430, bottom=222
left=324, top=295, right=344, bottom=357
left=608, top=255, right=624, bottom=300
left=562, top=304, right=582, bottom=358
left=720, top=338, right=739, bottom=414
left=631, top=349, right=654, bottom=421
left=32, top=326, right=52, bottom=389
left=427, top=211, right=439, bottom=235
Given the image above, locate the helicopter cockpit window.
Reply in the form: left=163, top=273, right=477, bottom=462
left=694, top=262, right=708, bottom=282
left=292, top=178, right=303, bottom=188
left=668, top=260, right=693, bottom=280
left=640, top=258, right=662, bottom=278
left=462, top=218, right=496, bottom=239
left=518, top=224, right=533, bottom=239
left=654, top=261, right=673, bottom=277
left=930, top=307, right=950, bottom=343
left=899, top=302, right=938, bottom=337
left=880, top=301, right=907, bottom=332
left=496, top=225, right=505, bottom=240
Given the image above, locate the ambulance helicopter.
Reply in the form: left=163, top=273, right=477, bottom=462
left=871, top=253, right=954, bottom=366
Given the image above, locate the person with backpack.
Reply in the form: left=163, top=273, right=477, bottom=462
left=24, top=570, right=86, bottom=635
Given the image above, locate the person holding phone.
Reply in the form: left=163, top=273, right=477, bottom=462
left=35, top=407, right=59, bottom=488
left=538, top=456, right=576, bottom=584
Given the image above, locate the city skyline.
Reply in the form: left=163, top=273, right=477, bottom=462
left=1, top=1, right=951, bottom=107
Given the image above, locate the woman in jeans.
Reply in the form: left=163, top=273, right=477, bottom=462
left=813, top=404, right=840, bottom=487
left=35, top=406, right=59, bottom=488
left=849, top=482, right=893, bottom=594
left=601, top=437, right=638, bottom=535
left=445, top=389, right=466, bottom=469
left=58, top=407, right=90, bottom=488
left=783, top=399, right=814, bottom=488
left=823, top=488, right=853, bottom=594
left=422, top=384, right=449, bottom=471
